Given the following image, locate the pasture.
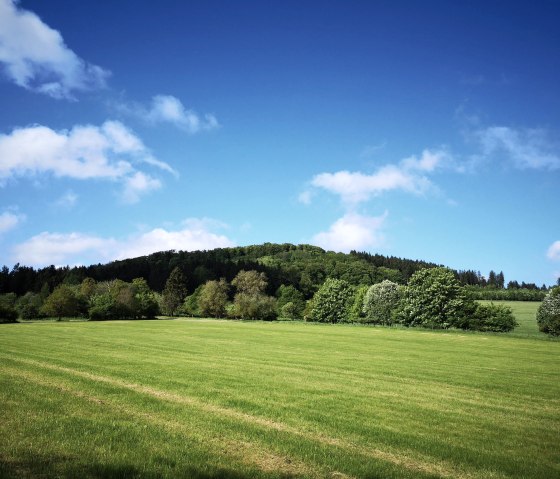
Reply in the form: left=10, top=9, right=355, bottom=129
left=1, top=307, right=559, bottom=478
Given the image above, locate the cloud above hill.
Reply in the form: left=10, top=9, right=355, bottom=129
left=302, top=149, right=454, bottom=206
left=11, top=218, right=235, bottom=267
left=311, top=212, right=387, bottom=253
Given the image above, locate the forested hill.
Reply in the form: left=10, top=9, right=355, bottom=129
left=0, top=243, right=542, bottom=299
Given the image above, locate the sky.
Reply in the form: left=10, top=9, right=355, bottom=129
left=0, top=0, right=559, bottom=286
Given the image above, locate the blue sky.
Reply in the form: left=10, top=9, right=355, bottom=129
left=0, top=0, right=559, bottom=286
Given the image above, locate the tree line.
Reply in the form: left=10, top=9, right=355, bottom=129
left=0, top=243, right=550, bottom=301
left=2, top=263, right=559, bottom=336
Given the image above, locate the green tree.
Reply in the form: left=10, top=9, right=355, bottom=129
left=347, top=285, right=368, bottom=323
left=232, top=270, right=277, bottom=320
left=181, top=285, right=204, bottom=317
left=397, top=268, right=474, bottom=329
left=0, top=293, right=18, bottom=323
left=363, top=280, right=401, bottom=325
left=80, top=277, right=97, bottom=300
left=536, top=287, right=560, bottom=336
left=132, top=278, right=159, bottom=318
left=16, top=292, right=43, bottom=319
left=232, top=270, right=267, bottom=295
left=162, top=267, right=188, bottom=316
left=40, top=285, right=79, bottom=320
left=309, top=278, right=353, bottom=323
left=199, top=278, right=229, bottom=318
left=276, top=284, right=305, bottom=319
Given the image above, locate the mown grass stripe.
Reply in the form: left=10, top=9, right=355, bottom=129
left=2, top=354, right=510, bottom=479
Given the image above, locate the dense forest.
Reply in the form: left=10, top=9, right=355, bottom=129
left=0, top=243, right=548, bottom=301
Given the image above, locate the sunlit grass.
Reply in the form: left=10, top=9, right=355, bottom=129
left=1, top=315, right=559, bottom=478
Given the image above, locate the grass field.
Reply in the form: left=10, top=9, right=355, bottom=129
left=1, top=304, right=559, bottom=478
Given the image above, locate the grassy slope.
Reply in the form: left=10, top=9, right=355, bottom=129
left=1, top=314, right=559, bottom=478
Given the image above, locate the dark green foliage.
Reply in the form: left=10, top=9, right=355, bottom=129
left=0, top=293, right=18, bottom=322
left=398, top=268, right=475, bottom=329
left=15, top=292, right=44, bottom=319
left=536, top=287, right=560, bottom=336
left=162, top=267, right=188, bottom=316
left=467, top=303, right=518, bottom=332
left=276, top=284, right=305, bottom=319
left=40, top=285, right=80, bottom=320
left=309, top=278, right=353, bottom=323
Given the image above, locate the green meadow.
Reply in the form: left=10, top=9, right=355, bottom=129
left=1, top=303, right=559, bottom=478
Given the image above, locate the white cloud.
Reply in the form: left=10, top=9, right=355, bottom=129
left=122, top=172, right=162, bottom=204
left=0, top=210, right=24, bottom=234
left=475, top=126, right=560, bottom=170
left=54, top=190, right=78, bottom=208
left=312, top=212, right=387, bottom=253
left=547, top=241, right=560, bottom=262
left=0, top=120, right=175, bottom=202
left=12, top=219, right=235, bottom=267
left=0, top=0, right=110, bottom=99
left=308, top=149, right=452, bottom=205
left=118, top=95, right=219, bottom=134
left=298, top=190, right=313, bottom=205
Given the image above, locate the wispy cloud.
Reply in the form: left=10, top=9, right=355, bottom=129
left=474, top=126, right=560, bottom=170
left=548, top=241, right=560, bottom=262
left=0, top=210, right=24, bottom=234
left=303, top=149, right=454, bottom=205
left=12, top=218, right=235, bottom=267
left=117, top=95, right=219, bottom=134
left=54, top=191, right=78, bottom=209
left=312, top=212, right=387, bottom=253
left=0, top=120, right=175, bottom=203
left=0, top=0, right=110, bottom=99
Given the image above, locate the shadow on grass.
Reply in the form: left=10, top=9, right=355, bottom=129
left=0, top=455, right=257, bottom=479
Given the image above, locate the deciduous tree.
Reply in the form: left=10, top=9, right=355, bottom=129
left=397, top=268, right=474, bottom=329
left=309, top=278, right=353, bottom=323
left=199, top=278, right=229, bottom=318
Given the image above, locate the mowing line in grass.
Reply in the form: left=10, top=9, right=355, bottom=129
left=1, top=354, right=510, bottom=479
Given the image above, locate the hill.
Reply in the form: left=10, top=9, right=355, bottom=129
left=0, top=243, right=546, bottom=299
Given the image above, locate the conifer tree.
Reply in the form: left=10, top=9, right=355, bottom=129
left=162, top=267, right=188, bottom=316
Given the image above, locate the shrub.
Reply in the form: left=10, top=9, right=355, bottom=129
left=468, top=303, right=518, bottom=332
left=234, top=292, right=277, bottom=320
left=397, top=267, right=474, bottom=329
left=309, top=278, right=354, bottom=323
left=0, top=304, right=18, bottom=323
left=280, top=301, right=298, bottom=320
left=16, top=292, right=44, bottom=319
left=363, top=280, right=401, bottom=325
left=537, top=287, right=560, bottom=336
